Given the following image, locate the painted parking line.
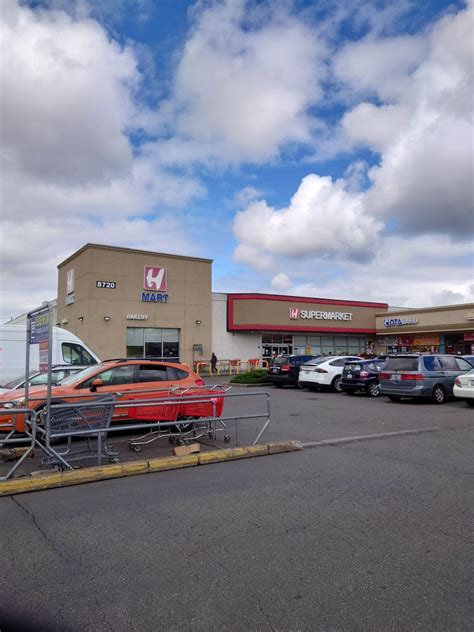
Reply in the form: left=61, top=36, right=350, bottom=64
left=301, top=426, right=444, bottom=448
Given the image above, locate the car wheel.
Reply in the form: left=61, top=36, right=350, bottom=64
left=332, top=375, right=342, bottom=392
left=388, top=395, right=401, bottom=402
left=431, top=385, right=446, bottom=404
left=466, top=399, right=474, bottom=407
left=367, top=382, right=380, bottom=397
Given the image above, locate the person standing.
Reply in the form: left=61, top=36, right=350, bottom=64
left=211, top=352, right=218, bottom=373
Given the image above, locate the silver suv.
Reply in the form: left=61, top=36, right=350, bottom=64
left=379, top=354, right=472, bottom=404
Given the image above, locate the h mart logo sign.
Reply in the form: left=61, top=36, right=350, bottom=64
left=144, top=266, right=167, bottom=291
left=289, top=308, right=299, bottom=319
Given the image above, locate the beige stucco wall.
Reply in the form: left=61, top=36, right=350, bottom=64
left=57, top=244, right=212, bottom=365
left=229, top=296, right=387, bottom=332
left=375, top=303, right=474, bottom=335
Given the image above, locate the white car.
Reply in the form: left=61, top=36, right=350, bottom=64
left=453, top=369, right=474, bottom=407
left=299, top=355, right=364, bottom=392
left=0, top=365, right=89, bottom=394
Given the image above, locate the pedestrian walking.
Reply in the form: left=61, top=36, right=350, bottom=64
left=211, top=352, right=218, bottom=373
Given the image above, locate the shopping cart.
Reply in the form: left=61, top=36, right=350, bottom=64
left=127, top=385, right=232, bottom=452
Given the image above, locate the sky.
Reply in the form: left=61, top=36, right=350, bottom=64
left=0, top=0, right=473, bottom=322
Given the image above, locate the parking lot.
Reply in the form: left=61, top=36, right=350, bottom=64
left=1, top=382, right=473, bottom=631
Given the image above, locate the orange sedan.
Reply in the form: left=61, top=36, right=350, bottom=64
left=0, top=358, right=205, bottom=432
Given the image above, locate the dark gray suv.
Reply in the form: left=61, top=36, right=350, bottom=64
left=379, top=354, right=472, bottom=404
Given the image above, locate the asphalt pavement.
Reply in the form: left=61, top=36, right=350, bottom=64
left=1, top=384, right=473, bottom=631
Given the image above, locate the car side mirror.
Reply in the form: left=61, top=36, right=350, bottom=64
left=90, top=378, right=104, bottom=392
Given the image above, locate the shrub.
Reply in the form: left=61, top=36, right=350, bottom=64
left=230, top=370, right=269, bottom=384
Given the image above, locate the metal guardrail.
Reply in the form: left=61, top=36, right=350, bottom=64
left=0, top=408, right=37, bottom=481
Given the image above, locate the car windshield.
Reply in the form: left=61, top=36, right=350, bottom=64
left=1, top=374, right=29, bottom=389
left=58, top=364, right=103, bottom=385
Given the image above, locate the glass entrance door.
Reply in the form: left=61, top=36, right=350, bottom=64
left=262, top=335, right=293, bottom=361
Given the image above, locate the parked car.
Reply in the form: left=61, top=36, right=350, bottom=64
left=379, top=354, right=472, bottom=404
left=453, top=369, right=474, bottom=407
left=298, top=355, right=364, bottom=392
left=0, top=365, right=89, bottom=394
left=341, top=358, right=386, bottom=397
left=0, top=358, right=205, bottom=432
left=267, top=354, right=320, bottom=388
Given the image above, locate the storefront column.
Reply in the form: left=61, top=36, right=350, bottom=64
left=439, top=334, right=445, bottom=353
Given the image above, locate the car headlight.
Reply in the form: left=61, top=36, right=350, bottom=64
left=3, top=397, right=26, bottom=408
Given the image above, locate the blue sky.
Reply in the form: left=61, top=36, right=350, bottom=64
left=0, top=0, right=473, bottom=321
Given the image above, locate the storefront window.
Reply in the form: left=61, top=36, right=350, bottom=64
left=335, top=337, right=347, bottom=355
left=321, top=336, right=335, bottom=355
left=347, top=337, right=362, bottom=354
left=261, top=333, right=368, bottom=359
left=127, top=328, right=180, bottom=360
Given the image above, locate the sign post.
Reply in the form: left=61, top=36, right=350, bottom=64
left=25, top=302, right=53, bottom=430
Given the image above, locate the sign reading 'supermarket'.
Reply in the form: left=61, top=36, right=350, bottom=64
left=290, top=308, right=353, bottom=321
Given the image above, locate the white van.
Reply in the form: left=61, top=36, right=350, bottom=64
left=0, top=325, right=100, bottom=384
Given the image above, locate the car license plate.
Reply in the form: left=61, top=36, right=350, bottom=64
left=346, top=373, right=352, bottom=379
left=271, top=368, right=278, bottom=373
left=392, top=374, right=400, bottom=381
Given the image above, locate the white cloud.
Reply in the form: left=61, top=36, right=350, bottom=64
left=232, top=1, right=473, bottom=295
left=1, top=1, right=137, bottom=185
left=342, top=103, right=412, bottom=153
left=271, top=273, right=292, bottom=290
left=338, top=3, right=474, bottom=236
left=233, top=174, right=382, bottom=263
left=253, top=233, right=474, bottom=309
left=0, top=214, right=196, bottom=322
left=334, top=34, right=427, bottom=102
left=159, top=0, right=327, bottom=163
left=0, top=0, right=204, bottom=322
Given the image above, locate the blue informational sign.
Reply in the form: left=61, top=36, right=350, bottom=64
left=29, top=310, right=49, bottom=344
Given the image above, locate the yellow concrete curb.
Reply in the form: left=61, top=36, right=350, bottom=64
left=268, top=440, right=303, bottom=454
left=198, top=445, right=268, bottom=464
left=0, top=441, right=303, bottom=496
left=148, top=454, right=199, bottom=472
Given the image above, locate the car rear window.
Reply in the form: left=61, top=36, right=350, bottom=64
left=384, top=357, right=419, bottom=371
left=305, top=358, right=327, bottom=366
left=166, top=367, right=189, bottom=380
left=272, top=356, right=289, bottom=366
left=345, top=363, right=362, bottom=371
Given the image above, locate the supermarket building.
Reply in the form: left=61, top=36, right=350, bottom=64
left=53, top=244, right=474, bottom=366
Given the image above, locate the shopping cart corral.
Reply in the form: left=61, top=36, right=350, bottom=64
left=3, top=386, right=271, bottom=472
left=126, top=385, right=233, bottom=452
left=121, top=385, right=271, bottom=454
